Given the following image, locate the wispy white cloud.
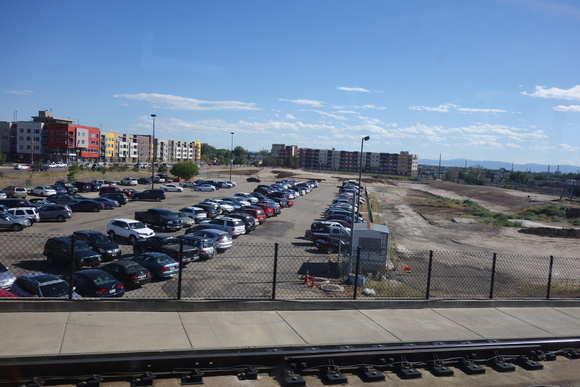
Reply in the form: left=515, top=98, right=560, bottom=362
left=457, top=107, right=507, bottom=113
left=553, top=105, right=580, bottom=112
left=358, top=104, right=387, bottom=110
left=115, top=93, right=260, bottom=111
left=278, top=98, right=325, bottom=107
left=5, top=90, right=33, bottom=95
left=522, top=85, right=580, bottom=100
left=530, top=143, right=578, bottom=152
left=336, top=86, right=370, bottom=93
left=410, top=103, right=506, bottom=114
left=307, top=110, right=348, bottom=120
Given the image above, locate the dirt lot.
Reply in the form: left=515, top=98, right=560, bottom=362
left=368, top=179, right=580, bottom=258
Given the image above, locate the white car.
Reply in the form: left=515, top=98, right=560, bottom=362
left=179, top=181, right=198, bottom=188
left=200, top=216, right=246, bottom=237
left=13, top=164, right=31, bottom=170
left=160, top=184, right=183, bottom=192
left=5, top=207, right=40, bottom=224
left=179, top=206, right=207, bottom=223
left=30, top=186, right=57, bottom=197
left=120, top=177, right=138, bottom=186
left=106, top=218, right=155, bottom=244
left=233, top=192, right=258, bottom=204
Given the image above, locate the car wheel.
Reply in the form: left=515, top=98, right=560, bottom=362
left=326, top=246, right=335, bottom=254
left=162, top=188, right=167, bottom=192
left=108, top=230, right=116, bottom=241
left=92, top=206, right=100, bottom=212
left=105, top=204, right=112, bottom=210
left=11, top=224, right=23, bottom=232
left=129, top=235, right=137, bottom=244
left=134, top=196, right=140, bottom=201
left=155, top=197, right=161, bottom=202
left=56, top=215, right=65, bottom=222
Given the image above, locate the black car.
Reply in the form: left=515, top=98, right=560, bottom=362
left=137, top=177, right=152, bottom=185
left=63, top=269, right=124, bottom=298
left=100, top=192, right=129, bottom=205
left=73, top=181, right=92, bottom=192
left=177, top=235, right=216, bottom=260
left=227, top=213, right=257, bottom=233
left=246, top=177, right=261, bottom=182
left=88, top=181, right=102, bottom=191
left=47, top=194, right=78, bottom=204
left=54, top=181, right=79, bottom=194
left=195, top=202, right=220, bottom=218
left=68, top=199, right=104, bottom=212
left=73, top=230, right=122, bottom=261
left=133, top=235, right=199, bottom=263
left=100, top=260, right=151, bottom=288
left=133, top=189, right=166, bottom=201
left=43, top=237, right=102, bottom=269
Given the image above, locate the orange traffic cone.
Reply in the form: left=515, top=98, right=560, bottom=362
left=304, top=270, right=310, bottom=285
left=310, top=276, right=316, bottom=288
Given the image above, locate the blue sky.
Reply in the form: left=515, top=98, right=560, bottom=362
left=2, top=0, right=580, bottom=167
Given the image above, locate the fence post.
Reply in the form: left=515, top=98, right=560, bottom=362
left=546, top=255, right=554, bottom=299
left=425, top=251, right=433, bottom=300
left=353, top=246, right=361, bottom=300
left=177, top=239, right=184, bottom=300
left=68, top=235, right=75, bottom=300
left=489, top=253, right=497, bottom=299
left=272, top=243, right=279, bottom=300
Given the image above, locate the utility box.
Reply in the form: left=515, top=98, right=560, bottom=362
left=351, top=223, right=391, bottom=271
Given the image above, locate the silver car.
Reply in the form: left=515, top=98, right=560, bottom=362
left=186, top=229, right=233, bottom=253
left=0, top=263, right=16, bottom=290
left=0, top=212, right=31, bottom=231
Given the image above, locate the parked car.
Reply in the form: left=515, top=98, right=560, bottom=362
left=173, top=210, right=195, bottom=227
left=100, top=192, right=129, bottom=205
left=246, top=177, right=261, bottom=182
left=72, top=181, right=92, bottom=192
left=160, top=184, right=183, bottom=192
left=92, top=197, right=120, bottom=209
left=0, top=190, right=6, bottom=200
left=4, top=186, right=27, bottom=198
left=63, top=269, right=124, bottom=298
left=120, top=177, right=139, bottom=186
left=134, top=208, right=183, bottom=231
left=5, top=207, right=40, bottom=224
left=30, top=186, right=57, bottom=197
left=43, top=237, right=102, bottom=268
left=194, top=184, right=217, bottom=192
left=73, top=230, right=122, bottom=261
left=47, top=193, right=78, bottom=204
left=179, top=181, right=197, bottom=188
left=185, top=229, right=233, bottom=253
left=54, top=181, right=79, bottom=194
left=0, top=263, right=16, bottom=290
left=195, top=202, right=221, bottom=218
left=68, top=199, right=104, bottom=212
left=234, top=192, right=259, bottom=204
left=10, top=273, right=79, bottom=298
left=137, top=177, right=152, bottom=185
left=37, top=204, right=72, bottom=222
left=200, top=216, right=246, bottom=237
left=0, top=212, right=31, bottom=231
left=88, top=181, right=102, bottom=191
left=133, top=189, right=166, bottom=201
left=124, top=252, right=179, bottom=280
left=227, top=213, right=257, bottom=233
left=133, top=235, right=199, bottom=263
left=100, top=260, right=152, bottom=288
left=99, top=185, right=134, bottom=198
left=178, top=235, right=216, bottom=260
left=28, top=198, right=52, bottom=206
left=13, top=164, right=31, bottom=170
left=240, top=207, right=267, bottom=224
left=49, top=185, right=68, bottom=194
left=107, top=218, right=155, bottom=244
left=179, top=206, right=207, bottom=223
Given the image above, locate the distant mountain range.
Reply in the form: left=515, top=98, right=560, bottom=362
left=419, top=159, right=580, bottom=174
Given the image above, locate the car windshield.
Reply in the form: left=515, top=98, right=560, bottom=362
left=40, top=281, right=70, bottom=298
left=74, top=241, right=92, bottom=251
left=130, top=222, right=147, bottom=229
left=90, top=234, right=110, bottom=244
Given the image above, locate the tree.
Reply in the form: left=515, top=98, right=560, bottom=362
left=170, top=161, right=199, bottom=180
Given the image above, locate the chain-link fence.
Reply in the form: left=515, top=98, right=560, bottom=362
left=1, top=232, right=579, bottom=300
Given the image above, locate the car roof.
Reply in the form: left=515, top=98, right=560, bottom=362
left=73, top=230, right=104, bottom=236
left=21, top=272, right=64, bottom=284
left=110, top=218, right=140, bottom=223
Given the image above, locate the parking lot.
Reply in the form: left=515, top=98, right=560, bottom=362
left=2, top=176, right=344, bottom=299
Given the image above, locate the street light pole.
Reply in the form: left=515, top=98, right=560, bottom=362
left=151, top=114, right=156, bottom=190
left=350, top=135, right=370, bottom=261
left=229, top=132, right=234, bottom=181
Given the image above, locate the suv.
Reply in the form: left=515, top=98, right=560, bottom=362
left=200, top=216, right=246, bottom=237
left=179, top=206, right=207, bottom=223
left=37, top=204, right=73, bottom=222
left=43, top=237, right=102, bottom=269
left=0, top=212, right=31, bottom=231
left=120, top=177, right=138, bottom=186
left=133, top=189, right=166, bottom=201
left=10, top=273, right=79, bottom=298
left=107, top=218, right=155, bottom=244
left=73, top=230, right=122, bottom=261
left=227, top=213, right=257, bottom=233
left=5, top=207, right=40, bottom=224
left=3, top=186, right=27, bottom=199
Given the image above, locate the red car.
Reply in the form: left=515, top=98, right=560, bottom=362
left=252, top=203, right=274, bottom=217
left=99, top=186, right=134, bottom=198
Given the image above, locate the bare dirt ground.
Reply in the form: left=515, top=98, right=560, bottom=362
left=368, top=179, right=580, bottom=258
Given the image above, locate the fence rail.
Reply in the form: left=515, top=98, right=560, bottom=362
left=1, top=233, right=579, bottom=300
